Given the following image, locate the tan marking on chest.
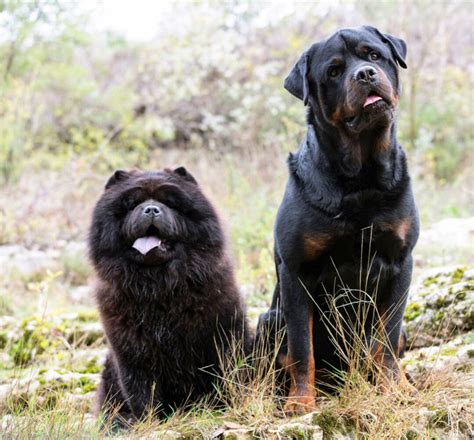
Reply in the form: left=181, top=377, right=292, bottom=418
left=379, top=218, right=411, bottom=243
left=330, top=107, right=343, bottom=125
left=373, top=126, right=392, bottom=152
left=303, top=234, right=333, bottom=260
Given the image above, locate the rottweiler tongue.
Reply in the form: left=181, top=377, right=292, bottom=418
left=132, top=236, right=161, bottom=255
left=363, top=95, right=382, bottom=107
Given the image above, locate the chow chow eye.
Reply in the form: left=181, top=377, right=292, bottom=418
left=158, top=194, right=182, bottom=210
left=369, top=51, right=380, bottom=61
left=122, top=193, right=143, bottom=210
left=161, top=199, right=178, bottom=210
left=123, top=198, right=139, bottom=210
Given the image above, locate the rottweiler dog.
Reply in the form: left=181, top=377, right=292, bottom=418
left=257, top=26, right=419, bottom=415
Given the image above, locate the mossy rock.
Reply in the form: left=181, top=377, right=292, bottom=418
left=404, top=266, right=474, bottom=348
left=403, top=331, right=474, bottom=378
left=1, top=368, right=100, bottom=412
left=277, top=422, right=322, bottom=439
left=4, top=311, right=104, bottom=366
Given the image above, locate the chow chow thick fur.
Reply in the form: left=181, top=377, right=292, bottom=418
left=89, top=167, right=250, bottom=427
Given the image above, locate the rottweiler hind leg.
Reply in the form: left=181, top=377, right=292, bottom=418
left=279, top=263, right=316, bottom=415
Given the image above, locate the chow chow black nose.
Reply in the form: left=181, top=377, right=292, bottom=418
left=143, top=204, right=161, bottom=217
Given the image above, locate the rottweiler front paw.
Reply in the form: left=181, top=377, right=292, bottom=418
left=284, top=392, right=317, bottom=416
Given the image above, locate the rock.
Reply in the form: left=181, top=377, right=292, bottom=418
left=403, top=332, right=474, bottom=377
left=62, top=392, right=96, bottom=411
left=2, top=312, right=104, bottom=366
left=417, top=407, right=437, bottom=425
left=464, top=269, right=474, bottom=280
left=1, top=414, right=13, bottom=431
left=0, top=245, right=24, bottom=258
left=157, top=430, right=183, bottom=440
left=0, top=367, right=100, bottom=412
left=70, top=285, right=93, bottom=302
left=0, top=378, right=41, bottom=411
left=82, top=414, right=98, bottom=432
left=62, top=241, right=87, bottom=256
left=59, top=241, right=92, bottom=285
left=221, top=428, right=253, bottom=439
left=331, top=434, right=354, bottom=440
left=404, top=266, right=474, bottom=348
left=0, top=241, right=91, bottom=283
left=0, top=245, right=57, bottom=278
left=277, top=421, right=323, bottom=439
left=66, top=321, right=104, bottom=346
left=418, top=217, right=474, bottom=249
left=212, top=421, right=253, bottom=439
left=0, top=316, right=19, bottom=350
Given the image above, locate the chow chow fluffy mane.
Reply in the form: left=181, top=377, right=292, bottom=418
left=89, top=167, right=249, bottom=428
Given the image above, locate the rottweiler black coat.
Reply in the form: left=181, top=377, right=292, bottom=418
left=257, top=26, right=419, bottom=415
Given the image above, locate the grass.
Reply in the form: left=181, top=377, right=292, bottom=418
left=1, top=293, right=472, bottom=439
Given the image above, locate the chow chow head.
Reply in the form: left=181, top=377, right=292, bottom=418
left=284, top=25, right=407, bottom=134
left=89, top=167, right=223, bottom=277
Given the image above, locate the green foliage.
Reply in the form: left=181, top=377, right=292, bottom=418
left=404, top=302, right=422, bottom=322
left=403, top=66, right=474, bottom=180
left=59, top=248, right=91, bottom=286
left=0, top=1, right=471, bottom=183
left=10, top=316, right=66, bottom=366
left=5, top=312, right=104, bottom=367
left=220, top=161, right=279, bottom=304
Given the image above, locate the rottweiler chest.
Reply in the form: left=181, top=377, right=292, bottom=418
left=302, top=217, right=411, bottom=267
left=300, top=223, right=407, bottom=300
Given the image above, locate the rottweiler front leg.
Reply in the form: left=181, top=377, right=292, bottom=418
left=280, top=263, right=316, bottom=415
left=374, top=256, right=416, bottom=393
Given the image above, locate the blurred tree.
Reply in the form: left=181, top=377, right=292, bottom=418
left=0, top=0, right=89, bottom=182
left=0, top=0, right=471, bottom=182
left=360, top=0, right=473, bottom=179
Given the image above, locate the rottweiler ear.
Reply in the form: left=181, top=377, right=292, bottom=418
left=367, top=26, right=407, bottom=69
left=105, top=170, right=130, bottom=189
left=174, top=166, right=197, bottom=184
left=383, top=33, right=407, bottom=68
left=284, top=51, right=310, bottom=105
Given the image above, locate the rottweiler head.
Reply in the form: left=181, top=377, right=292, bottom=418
left=285, top=26, right=407, bottom=135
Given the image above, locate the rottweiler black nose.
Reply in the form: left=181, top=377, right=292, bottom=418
left=143, top=205, right=161, bottom=216
left=354, top=65, right=377, bottom=83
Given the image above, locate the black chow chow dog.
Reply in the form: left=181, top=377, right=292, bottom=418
left=257, top=26, right=419, bottom=415
left=89, top=167, right=250, bottom=427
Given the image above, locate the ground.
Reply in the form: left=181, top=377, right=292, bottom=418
left=0, top=251, right=473, bottom=438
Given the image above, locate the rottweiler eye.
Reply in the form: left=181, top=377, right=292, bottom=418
left=328, top=66, right=342, bottom=78
left=369, top=52, right=380, bottom=61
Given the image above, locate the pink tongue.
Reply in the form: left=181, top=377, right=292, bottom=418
left=363, top=95, right=382, bottom=107
left=132, top=236, right=161, bottom=255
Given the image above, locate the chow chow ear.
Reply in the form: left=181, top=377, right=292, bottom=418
left=284, top=51, right=310, bottom=105
left=174, top=166, right=197, bottom=184
left=105, top=170, right=130, bottom=189
left=366, top=26, right=407, bottom=69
